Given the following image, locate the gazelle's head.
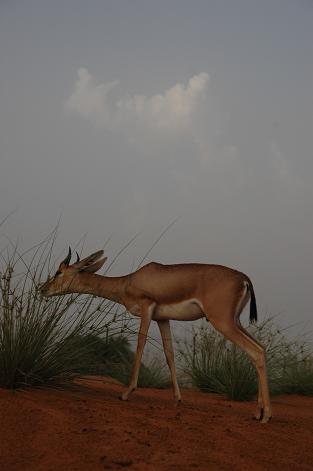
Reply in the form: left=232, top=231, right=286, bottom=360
left=40, top=248, right=107, bottom=297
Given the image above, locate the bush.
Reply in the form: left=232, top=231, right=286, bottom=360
left=137, top=357, right=170, bottom=389
left=0, top=235, right=169, bottom=390
left=0, top=240, right=127, bottom=389
left=178, top=326, right=257, bottom=400
left=250, top=319, right=313, bottom=396
left=75, top=333, right=170, bottom=388
left=72, top=333, right=133, bottom=384
left=178, top=319, right=313, bottom=401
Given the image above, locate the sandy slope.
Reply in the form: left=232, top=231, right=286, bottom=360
left=1, top=377, right=313, bottom=471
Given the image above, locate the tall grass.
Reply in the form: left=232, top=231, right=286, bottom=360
left=137, top=357, right=170, bottom=389
left=178, top=319, right=313, bottom=401
left=0, top=236, right=128, bottom=388
left=178, top=326, right=257, bottom=400
left=74, top=333, right=170, bottom=388
left=0, top=224, right=170, bottom=390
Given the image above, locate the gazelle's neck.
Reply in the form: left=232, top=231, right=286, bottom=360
left=73, top=273, right=127, bottom=304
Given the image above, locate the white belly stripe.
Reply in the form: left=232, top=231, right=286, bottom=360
left=154, top=298, right=204, bottom=321
left=128, top=298, right=205, bottom=321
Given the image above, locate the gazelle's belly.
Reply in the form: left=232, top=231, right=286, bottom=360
left=153, top=299, right=204, bottom=321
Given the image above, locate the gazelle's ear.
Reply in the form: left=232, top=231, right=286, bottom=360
left=81, top=257, right=107, bottom=273
left=72, top=250, right=106, bottom=273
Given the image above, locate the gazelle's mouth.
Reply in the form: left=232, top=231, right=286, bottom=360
left=39, top=282, right=51, bottom=297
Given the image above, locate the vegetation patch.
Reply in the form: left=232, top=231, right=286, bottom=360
left=0, top=234, right=169, bottom=390
left=178, top=319, right=313, bottom=401
left=0, top=238, right=127, bottom=389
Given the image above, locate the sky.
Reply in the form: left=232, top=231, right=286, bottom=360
left=0, top=0, right=313, bottom=339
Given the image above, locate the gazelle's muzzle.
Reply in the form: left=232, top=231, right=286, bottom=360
left=39, top=279, right=52, bottom=297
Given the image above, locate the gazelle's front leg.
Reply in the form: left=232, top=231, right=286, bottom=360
left=157, top=320, right=181, bottom=404
left=121, top=302, right=155, bottom=401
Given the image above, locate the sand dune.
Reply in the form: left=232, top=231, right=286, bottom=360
left=1, top=377, right=313, bottom=470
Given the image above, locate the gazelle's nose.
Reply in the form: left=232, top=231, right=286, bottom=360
left=39, top=280, right=49, bottom=295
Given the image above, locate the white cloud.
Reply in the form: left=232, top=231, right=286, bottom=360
left=65, top=68, right=120, bottom=128
left=65, top=68, right=243, bottom=174
left=65, top=68, right=209, bottom=135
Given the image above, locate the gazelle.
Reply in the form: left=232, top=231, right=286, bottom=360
left=40, top=248, right=272, bottom=423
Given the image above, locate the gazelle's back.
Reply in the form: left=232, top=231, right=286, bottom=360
left=129, top=262, right=247, bottom=302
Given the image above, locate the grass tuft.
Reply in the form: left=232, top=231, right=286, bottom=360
left=73, top=333, right=170, bottom=388
left=178, top=319, right=313, bottom=401
left=0, top=237, right=127, bottom=389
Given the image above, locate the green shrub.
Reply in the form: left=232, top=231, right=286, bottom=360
left=0, top=218, right=178, bottom=390
left=275, top=359, right=313, bottom=396
left=72, top=333, right=133, bottom=383
left=137, top=357, right=170, bottom=389
left=179, top=319, right=313, bottom=401
left=178, top=326, right=257, bottom=400
left=249, top=319, right=313, bottom=396
left=74, top=333, right=170, bottom=388
left=0, top=240, right=126, bottom=389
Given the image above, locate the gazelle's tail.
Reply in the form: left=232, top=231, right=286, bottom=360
left=246, top=278, right=257, bottom=323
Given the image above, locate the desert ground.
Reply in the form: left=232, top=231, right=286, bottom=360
left=1, top=377, right=313, bottom=471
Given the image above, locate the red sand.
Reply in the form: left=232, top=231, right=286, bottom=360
left=1, top=377, right=313, bottom=471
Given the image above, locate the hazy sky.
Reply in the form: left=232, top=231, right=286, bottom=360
left=1, top=0, right=313, bottom=336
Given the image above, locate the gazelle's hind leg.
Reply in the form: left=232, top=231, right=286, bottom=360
left=234, top=322, right=270, bottom=421
left=234, top=285, right=267, bottom=420
left=210, top=317, right=271, bottom=423
left=236, top=320, right=266, bottom=419
left=204, top=285, right=272, bottom=423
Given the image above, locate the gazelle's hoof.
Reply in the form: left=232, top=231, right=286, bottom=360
left=260, top=415, right=272, bottom=424
left=253, top=408, right=272, bottom=423
left=119, top=394, right=129, bottom=401
left=253, top=408, right=263, bottom=421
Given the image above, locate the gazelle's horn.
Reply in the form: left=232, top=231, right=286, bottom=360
left=62, top=247, right=72, bottom=266
left=75, top=251, right=80, bottom=263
